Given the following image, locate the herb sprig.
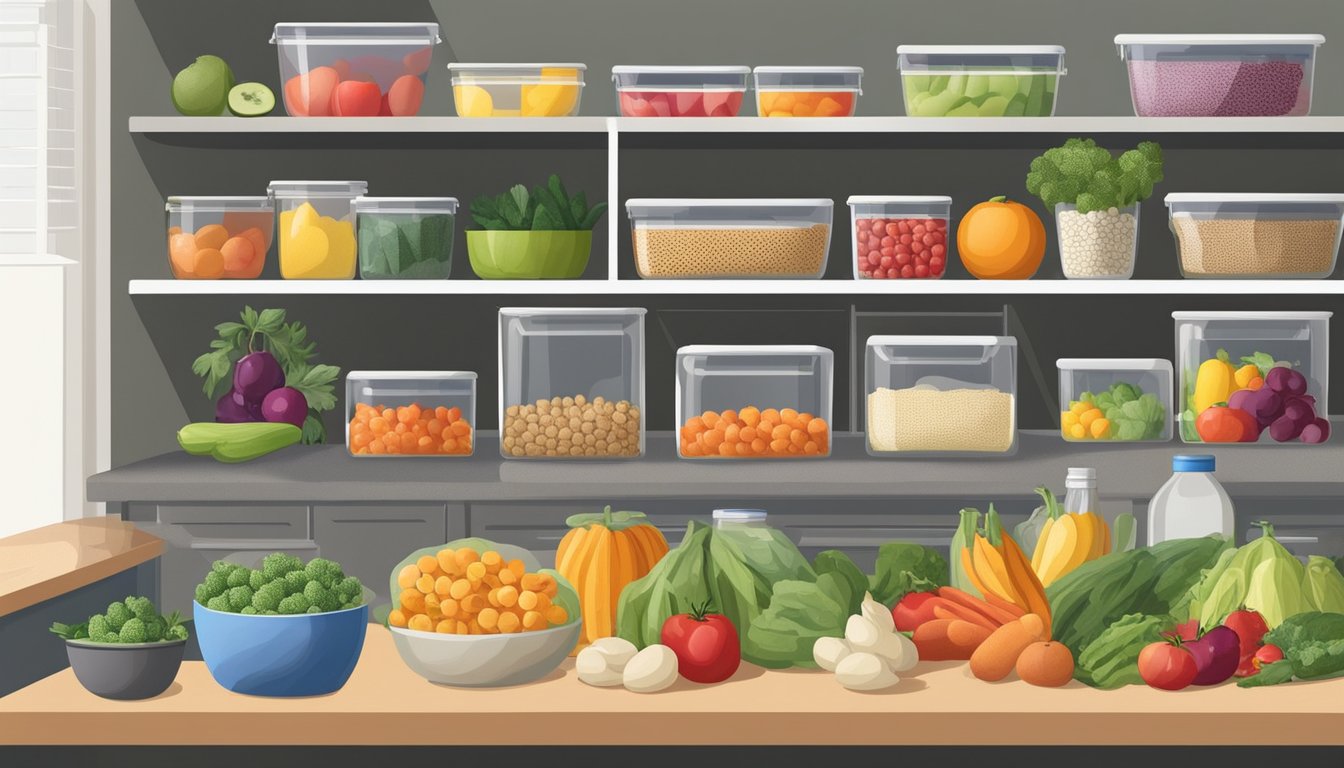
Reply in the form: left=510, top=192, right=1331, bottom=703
left=469, top=174, right=607, bottom=231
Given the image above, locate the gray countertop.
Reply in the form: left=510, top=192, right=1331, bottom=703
left=87, top=427, right=1344, bottom=504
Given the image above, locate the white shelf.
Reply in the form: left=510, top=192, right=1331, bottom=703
left=128, top=116, right=612, bottom=133
left=128, top=278, right=1344, bottom=296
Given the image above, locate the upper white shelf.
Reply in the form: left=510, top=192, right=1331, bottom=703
left=128, top=116, right=611, bottom=133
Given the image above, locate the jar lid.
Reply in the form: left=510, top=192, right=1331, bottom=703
left=1066, top=467, right=1097, bottom=486
left=1172, top=455, right=1215, bottom=472
left=713, top=509, right=768, bottom=521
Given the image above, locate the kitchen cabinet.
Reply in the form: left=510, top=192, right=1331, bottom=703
left=312, top=504, right=452, bottom=605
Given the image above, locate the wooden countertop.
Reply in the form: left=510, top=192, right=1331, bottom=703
left=2, top=625, right=1342, bottom=746
left=0, top=517, right=163, bottom=617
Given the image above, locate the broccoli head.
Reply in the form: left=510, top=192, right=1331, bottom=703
left=226, top=567, right=252, bottom=588
left=194, top=583, right=211, bottom=605
left=283, top=570, right=310, bottom=595
left=166, top=624, right=189, bottom=641
left=303, top=581, right=335, bottom=612
left=261, top=552, right=303, bottom=581
left=206, top=595, right=232, bottom=613
left=305, top=558, right=344, bottom=589
left=277, top=593, right=311, bottom=615
left=306, top=606, right=322, bottom=614
left=211, top=559, right=236, bottom=574
left=335, top=577, right=365, bottom=606
left=240, top=606, right=258, bottom=615
left=248, top=569, right=269, bottom=591
left=202, top=570, right=229, bottom=599
left=144, top=617, right=165, bottom=642
left=227, top=585, right=254, bottom=612
left=118, top=618, right=147, bottom=644
left=1026, top=137, right=1164, bottom=211
left=87, top=614, right=111, bottom=641
left=125, top=595, right=157, bottom=623
left=105, top=601, right=132, bottom=631
left=251, top=582, right=285, bottom=612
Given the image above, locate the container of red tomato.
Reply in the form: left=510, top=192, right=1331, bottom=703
left=612, top=66, right=749, bottom=117
left=271, top=23, right=439, bottom=117
left=847, top=196, right=952, bottom=279
left=753, top=66, right=863, bottom=117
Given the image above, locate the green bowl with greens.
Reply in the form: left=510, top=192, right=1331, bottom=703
left=467, top=230, right=592, bottom=279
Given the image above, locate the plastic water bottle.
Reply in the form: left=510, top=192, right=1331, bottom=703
left=1147, top=455, right=1235, bottom=545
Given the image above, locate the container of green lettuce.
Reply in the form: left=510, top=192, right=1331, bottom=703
left=467, top=175, right=607, bottom=279
left=896, top=45, right=1066, bottom=117
left=355, top=197, right=457, bottom=279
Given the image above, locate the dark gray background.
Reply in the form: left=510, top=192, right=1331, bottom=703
left=112, top=0, right=1344, bottom=464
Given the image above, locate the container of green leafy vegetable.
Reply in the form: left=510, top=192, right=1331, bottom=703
left=1058, top=358, right=1173, bottom=442
left=355, top=197, right=457, bottom=279
left=467, top=174, right=607, bottom=279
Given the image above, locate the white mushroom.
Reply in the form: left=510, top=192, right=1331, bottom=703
left=812, top=636, right=852, bottom=672
left=622, top=644, right=679, bottom=693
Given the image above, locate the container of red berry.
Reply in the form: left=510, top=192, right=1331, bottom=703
left=847, top=196, right=952, bottom=280
left=612, top=66, right=750, bottom=117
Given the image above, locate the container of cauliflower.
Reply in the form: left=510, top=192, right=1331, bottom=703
left=50, top=595, right=189, bottom=700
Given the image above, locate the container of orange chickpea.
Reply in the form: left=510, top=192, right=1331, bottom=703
left=676, top=345, right=834, bottom=459
left=752, top=66, right=863, bottom=117
left=345, top=371, right=475, bottom=457
left=166, top=196, right=274, bottom=279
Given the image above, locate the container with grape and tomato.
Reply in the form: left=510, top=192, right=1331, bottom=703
left=612, top=66, right=749, bottom=117
left=1175, top=311, right=1331, bottom=444
left=865, top=336, right=1018, bottom=457
left=847, top=196, right=951, bottom=279
left=498, top=308, right=645, bottom=459
left=896, top=46, right=1066, bottom=117
left=676, top=345, right=833, bottom=459
left=166, top=196, right=273, bottom=280
left=355, top=197, right=457, bottom=279
left=752, top=66, right=862, bottom=117
left=269, top=181, right=366, bottom=280
left=447, top=63, right=585, bottom=117
left=1057, top=358, right=1173, bottom=443
left=346, top=371, right=475, bottom=457
left=271, top=23, right=440, bottom=117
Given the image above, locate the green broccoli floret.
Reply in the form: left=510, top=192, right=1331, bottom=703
left=125, top=596, right=156, bottom=623
left=248, top=570, right=269, bottom=591
left=240, top=606, right=258, bottom=615
left=304, top=558, right=344, bottom=589
left=1026, top=138, right=1164, bottom=211
left=283, top=570, right=310, bottom=595
left=226, top=567, right=252, bottom=588
left=251, top=582, right=285, bottom=612
left=262, top=609, right=279, bottom=616
left=277, top=593, right=310, bottom=615
left=303, top=581, right=334, bottom=611
left=306, top=606, right=322, bottom=614
left=144, top=617, right=165, bottom=642
left=261, top=552, right=303, bottom=581
left=118, top=618, right=147, bottom=643
left=194, top=583, right=211, bottom=604
left=105, top=601, right=131, bottom=631
left=227, top=585, right=254, bottom=612
left=167, top=624, right=189, bottom=641
left=203, top=570, right=229, bottom=598
left=211, top=559, right=236, bottom=574
left=206, top=595, right=232, bottom=613
left=87, top=614, right=110, bottom=640
left=335, top=577, right=365, bottom=606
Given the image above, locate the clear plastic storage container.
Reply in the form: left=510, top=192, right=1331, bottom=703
left=345, top=371, right=476, bottom=457
left=675, top=345, right=833, bottom=459
left=447, top=63, right=585, bottom=117
left=847, top=196, right=952, bottom=280
left=498, top=308, right=645, bottom=459
left=612, top=66, right=749, bottom=117
left=269, top=181, right=366, bottom=279
left=165, top=196, right=273, bottom=279
left=1115, top=34, right=1324, bottom=117
left=1175, top=311, right=1331, bottom=445
left=1057, top=358, right=1173, bottom=443
left=896, top=46, right=1066, bottom=117
left=354, top=197, right=457, bottom=279
left=1165, top=193, right=1344, bottom=279
left=626, top=198, right=832, bottom=279
left=865, top=335, right=1018, bottom=456
left=1055, top=203, right=1140, bottom=279
left=752, top=66, right=863, bottom=117
left=271, top=23, right=441, bottom=117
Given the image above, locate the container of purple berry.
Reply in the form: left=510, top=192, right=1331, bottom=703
left=1116, top=34, right=1325, bottom=117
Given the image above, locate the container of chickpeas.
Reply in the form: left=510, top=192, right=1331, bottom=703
left=386, top=539, right=581, bottom=687
left=676, top=345, right=834, bottom=459
left=498, top=307, right=646, bottom=459
left=345, top=371, right=475, bottom=457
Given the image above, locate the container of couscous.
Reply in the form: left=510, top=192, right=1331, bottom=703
left=1165, top=193, right=1344, bottom=279
left=864, top=335, right=1018, bottom=457
left=626, top=199, right=832, bottom=279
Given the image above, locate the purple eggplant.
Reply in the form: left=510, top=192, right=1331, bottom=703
left=1186, top=626, right=1241, bottom=686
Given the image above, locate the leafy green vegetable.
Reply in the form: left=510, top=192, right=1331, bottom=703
left=1239, top=612, right=1344, bottom=687
left=1304, top=556, right=1344, bottom=613
left=1195, top=521, right=1308, bottom=629
left=1025, top=138, right=1164, bottom=213
left=469, top=174, right=607, bottom=232
left=1073, top=382, right=1167, bottom=441
left=868, top=541, right=948, bottom=607
left=358, top=212, right=454, bottom=279
left=1075, top=613, right=1168, bottom=689
left=51, top=597, right=187, bottom=644
left=814, top=550, right=868, bottom=617
left=617, top=522, right=716, bottom=651
left=745, top=574, right=853, bottom=669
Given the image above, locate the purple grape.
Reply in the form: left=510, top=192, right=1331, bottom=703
left=1265, top=366, right=1292, bottom=393
left=215, top=390, right=261, bottom=423
left=1282, top=398, right=1316, bottom=427
left=1228, top=388, right=1255, bottom=412
left=1269, top=414, right=1304, bottom=443
left=233, top=351, right=285, bottom=402
left=1247, top=387, right=1284, bottom=427
left=261, top=386, right=308, bottom=428
left=1291, top=393, right=1318, bottom=408
left=1283, top=369, right=1308, bottom=397
left=1301, top=418, right=1331, bottom=444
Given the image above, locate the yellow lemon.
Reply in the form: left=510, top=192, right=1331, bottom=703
left=281, top=225, right=329, bottom=279
left=454, top=85, right=495, bottom=117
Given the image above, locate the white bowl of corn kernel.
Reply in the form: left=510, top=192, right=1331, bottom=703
left=385, top=538, right=582, bottom=687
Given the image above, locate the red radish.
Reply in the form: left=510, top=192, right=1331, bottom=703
left=1253, top=644, right=1284, bottom=671
left=332, top=80, right=382, bottom=117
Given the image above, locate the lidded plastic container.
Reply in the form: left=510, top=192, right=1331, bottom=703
left=612, top=66, right=749, bottom=117
left=752, top=66, right=863, bottom=117
left=1174, top=311, right=1331, bottom=445
left=847, top=196, right=952, bottom=280
left=270, top=23, right=441, bottom=117
left=345, top=371, right=476, bottom=457
left=498, top=308, right=645, bottom=459
left=675, top=345, right=834, bottom=460
left=1164, top=193, right=1344, bottom=279
left=354, top=197, right=458, bottom=280
left=1148, top=455, right=1235, bottom=546
left=626, top=198, right=833, bottom=279
left=447, top=63, right=586, bottom=117
left=1057, top=358, right=1173, bottom=443
left=165, top=196, right=273, bottom=279
left=896, top=46, right=1066, bottom=117
left=1115, top=35, right=1324, bottom=117
left=268, top=181, right=366, bottom=279
left=865, top=335, right=1018, bottom=456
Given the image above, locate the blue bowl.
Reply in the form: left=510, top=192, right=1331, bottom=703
left=194, top=603, right=368, bottom=697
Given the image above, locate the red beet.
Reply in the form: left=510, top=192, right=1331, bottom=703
left=1187, top=626, right=1241, bottom=686
left=261, top=387, right=308, bottom=428
left=233, top=351, right=285, bottom=403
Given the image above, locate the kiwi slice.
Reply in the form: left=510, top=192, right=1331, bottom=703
left=228, top=83, right=275, bottom=117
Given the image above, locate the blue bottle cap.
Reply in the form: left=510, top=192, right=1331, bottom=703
left=1172, top=454, right=1215, bottom=472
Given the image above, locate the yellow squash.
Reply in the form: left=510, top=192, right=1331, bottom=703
left=1030, top=486, right=1109, bottom=587
left=555, top=506, right=668, bottom=652
left=1193, top=349, right=1240, bottom=414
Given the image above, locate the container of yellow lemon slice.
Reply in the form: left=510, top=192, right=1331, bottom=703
left=447, top=63, right=586, bottom=117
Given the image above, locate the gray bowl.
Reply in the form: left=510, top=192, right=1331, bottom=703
left=389, top=621, right=581, bottom=687
left=65, top=638, right=186, bottom=700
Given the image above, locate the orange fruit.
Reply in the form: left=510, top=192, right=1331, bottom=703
left=169, top=232, right=198, bottom=277
left=220, top=237, right=256, bottom=277
left=194, top=224, right=229, bottom=251
left=193, top=247, right=225, bottom=278
left=238, top=227, right=270, bottom=262
left=957, top=196, right=1046, bottom=280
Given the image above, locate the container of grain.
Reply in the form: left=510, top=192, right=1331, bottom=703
left=1055, top=202, right=1139, bottom=279
left=626, top=198, right=832, bottom=279
left=1165, top=193, right=1344, bottom=279
left=676, top=345, right=833, bottom=459
left=864, top=336, right=1017, bottom=457
left=498, top=308, right=645, bottom=459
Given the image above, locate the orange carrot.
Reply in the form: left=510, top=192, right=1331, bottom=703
left=913, top=619, right=991, bottom=661
left=936, top=586, right=1024, bottom=626
left=930, top=599, right=997, bottom=630
left=970, top=613, right=1049, bottom=682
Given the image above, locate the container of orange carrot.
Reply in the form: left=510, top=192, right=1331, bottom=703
left=752, top=66, right=863, bottom=117
left=166, top=196, right=274, bottom=279
left=345, top=371, right=475, bottom=457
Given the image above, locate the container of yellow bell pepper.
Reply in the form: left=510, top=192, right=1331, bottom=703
left=270, top=181, right=366, bottom=280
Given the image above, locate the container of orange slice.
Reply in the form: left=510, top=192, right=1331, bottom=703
left=752, top=66, right=863, bottom=117
left=447, top=63, right=586, bottom=117
left=345, top=371, right=476, bottom=457
left=166, top=196, right=273, bottom=279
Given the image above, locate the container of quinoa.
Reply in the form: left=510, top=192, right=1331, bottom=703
left=626, top=199, right=832, bottom=279
left=1165, top=193, right=1344, bottom=279
left=1055, top=202, right=1139, bottom=279
left=1115, top=34, right=1325, bottom=117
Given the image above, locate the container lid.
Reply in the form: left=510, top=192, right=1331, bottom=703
left=1066, top=467, right=1097, bottom=485
left=1172, top=455, right=1215, bottom=472
left=165, top=195, right=270, bottom=211
left=354, top=196, right=459, bottom=214
left=625, top=198, right=833, bottom=208
left=847, top=195, right=952, bottom=205
left=896, top=45, right=1066, bottom=55
left=868, top=335, right=1016, bottom=347
left=678, top=344, right=832, bottom=358
left=752, top=66, right=865, bottom=74
left=1114, top=34, right=1324, bottom=46
left=1056, top=358, right=1173, bottom=372
left=713, top=509, right=768, bottom=521
left=500, top=307, right=647, bottom=317
left=1173, top=311, right=1333, bottom=320
left=271, top=22, right=441, bottom=44
left=268, top=181, right=369, bottom=197
left=347, top=371, right=476, bottom=381
left=1165, top=193, right=1344, bottom=205
left=612, top=65, right=750, bottom=74
left=449, top=63, right=587, bottom=71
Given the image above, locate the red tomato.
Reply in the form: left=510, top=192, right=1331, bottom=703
left=1138, top=640, right=1198, bottom=690
left=1253, top=643, right=1284, bottom=670
left=892, top=591, right=940, bottom=632
left=387, top=75, right=426, bottom=117
left=1225, top=608, right=1270, bottom=676
left=284, top=66, right=340, bottom=117
left=660, top=604, right=740, bottom=684
left=331, top=80, right=382, bottom=117
left=1195, top=405, right=1260, bottom=443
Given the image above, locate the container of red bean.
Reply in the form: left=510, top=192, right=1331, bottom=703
left=847, top=196, right=952, bottom=280
left=1115, top=34, right=1325, bottom=117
